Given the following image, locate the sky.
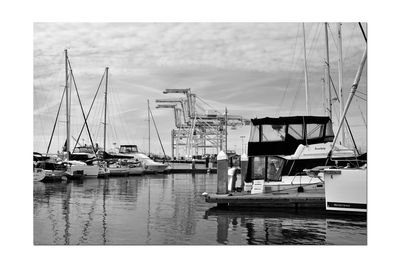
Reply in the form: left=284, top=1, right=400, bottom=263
left=34, top=22, right=367, bottom=156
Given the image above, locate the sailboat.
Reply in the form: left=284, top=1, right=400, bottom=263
left=107, top=101, right=169, bottom=174
left=46, top=50, right=100, bottom=179
left=306, top=40, right=367, bottom=213
left=98, top=67, right=144, bottom=176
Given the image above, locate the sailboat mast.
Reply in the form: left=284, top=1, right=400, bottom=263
left=148, top=99, right=150, bottom=156
left=337, top=23, right=345, bottom=145
left=322, top=77, right=326, bottom=115
left=65, top=49, right=70, bottom=159
left=302, top=23, right=310, bottom=115
left=225, top=107, right=228, bottom=153
left=331, top=46, right=367, bottom=149
left=104, top=67, right=108, bottom=152
left=324, top=23, right=332, bottom=119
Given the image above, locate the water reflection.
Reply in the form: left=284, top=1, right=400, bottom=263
left=34, top=174, right=366, bottom=245
left=207, top=208, right=366, bottom=245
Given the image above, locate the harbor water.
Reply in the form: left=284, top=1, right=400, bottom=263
left=34, top=173, right=367, bottom=245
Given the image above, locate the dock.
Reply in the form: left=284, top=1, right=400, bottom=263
left=166, top=161, right=220, bottom=174
left=205, top=190, right=325, bottom=210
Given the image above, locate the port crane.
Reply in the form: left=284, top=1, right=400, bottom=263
left=155, top=88, right=250, bottom=159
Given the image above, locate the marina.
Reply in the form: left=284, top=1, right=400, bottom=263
left=33, top=22, right=368, bottom=245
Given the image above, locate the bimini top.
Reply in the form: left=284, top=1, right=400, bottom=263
left=248, top=115, right=334, bottom=157
left=251, top=116, right=332, bottom=126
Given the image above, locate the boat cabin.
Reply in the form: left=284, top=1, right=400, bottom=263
left=74, top=146, right=95, bottom=154
left=119, top=145, right=139, bottom=154
left=248, top=116, right=334, bottom=157
left=246, top=116, right=335, bottom=182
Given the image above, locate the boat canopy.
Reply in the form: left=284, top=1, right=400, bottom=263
left=33, top=152, right=50, bottom=162
left=248, top=116, right=334, bottom=157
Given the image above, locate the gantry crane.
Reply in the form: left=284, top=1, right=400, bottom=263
left=156, top=88, right=250, bottom=159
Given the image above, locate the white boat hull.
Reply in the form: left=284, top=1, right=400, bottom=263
left=239, top=174, right=324, bottom=194
left=263, top=175, right=324, bottom=193
left=33, top=168, right=46, bottom=182
left=109, top=166, right=129, bottom=176
left=323, top=168, right=367, bottom=213
left=66, top=164, right=99, bottom=178
left=128, top=166, right=145, bottom=175
left=143, top=163, right=168, bottom=173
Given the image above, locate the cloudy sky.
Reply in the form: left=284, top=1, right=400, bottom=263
left=34, top=22, right=367, bottom=155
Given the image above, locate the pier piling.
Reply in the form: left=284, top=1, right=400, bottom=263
left=240, top=153, right=248, bottom=190
left=217, top=151, right=228, bottom=194
left=191, top=159, right=196, bottom=173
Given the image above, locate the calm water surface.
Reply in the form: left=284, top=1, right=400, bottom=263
left=33, top=174, right=367, bottom=245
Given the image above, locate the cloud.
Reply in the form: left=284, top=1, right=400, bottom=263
left=34, top=22, right=367, bottom=153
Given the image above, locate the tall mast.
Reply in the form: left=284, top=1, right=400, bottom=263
left=302, top=23, right=310, bottom=115
left=322, top=77, right=326, bottom=115
left=103, top=67, right=109, bottom=152
left=337, top=23, right=345, bottom=145
left=65, top=49, right=70, bottom=159
left=331, top=46, right=367, bottom=149
left=148, top=99, right=150, bottom=156
left=225, top=107, right=228, bottom=152
left=324, top=23, right=332, bottom=119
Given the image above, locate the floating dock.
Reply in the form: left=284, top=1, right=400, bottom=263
left=205, top=190, right=325, bottom=210
left=167, top=162, right=220, bottom=174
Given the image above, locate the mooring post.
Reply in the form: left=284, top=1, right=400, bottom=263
left=191, top=159, right=196, bottom=173
left=240, top=153, right=248, bottom=189
left=217, top=150, right=228, bottom=194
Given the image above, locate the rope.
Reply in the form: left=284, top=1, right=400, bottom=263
left=149, top=107, right=167, bottom=159
left=197, top=96, right=221, bottom=115
left=357, top=90, right=367, bottom=96
left=359, top=22, right=367, bottom=43
left=354, top=94, right=367, bottom=102
left=289, top=23, right=322, bottom=115
left=72, top=68, right=106, bottom=152
left=46, top=86, right=66, bottom=154
left=68, top=59, right=97, bottom=157
left=328, top=75, right=359, bottom=154
left=328, top=23, right=338, bottom=51
left=276, top=23, right=300, bottom=116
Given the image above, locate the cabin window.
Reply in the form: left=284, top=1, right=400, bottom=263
left=306, top=124, right=324, bottom=139
left=267, top=156, right=285, bottom=181
left=249, top=125, right=261, bottom=142
left=288, top=124, right=304, bottom=140
left=325, top=122, right=334, bottom=137
left=119, top=146, right=138, bottom=153
left=252, top=156, right=266, bottom=180
left=261, top=124, right=286, bottom=141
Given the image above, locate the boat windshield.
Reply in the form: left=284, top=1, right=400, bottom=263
left=251, top=156, right=285, bottom=181
left=119, top=145, right=138, bottom=154
left=76, top=146, right=94, bottom=153
left=267, top=156, right=285, bottom=181
left=252, top=156, right=266, bottom=179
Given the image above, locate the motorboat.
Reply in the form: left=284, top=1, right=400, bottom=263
left=33, top=166, right=46, bottom=182
left=115, top=145, right=168, bottom=174
left=241, top=116, right=361, bottom=194
left=34, top=152, right=67, bottom=181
